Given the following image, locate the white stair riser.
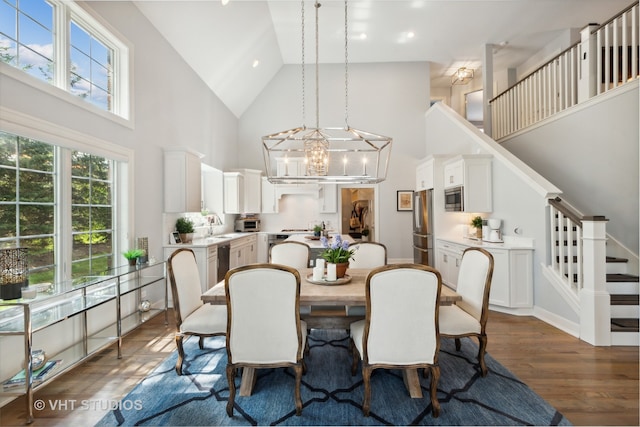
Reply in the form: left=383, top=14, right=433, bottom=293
left=607, top=282, right=639, bottom=294
left=611, top=332, right=640, bottom=346
left=606, top=263, right=629, bottom=275
left=611, top=306, right=640, bottom=318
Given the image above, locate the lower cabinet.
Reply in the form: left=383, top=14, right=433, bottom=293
left=164, top=246, right=217, bottom=294
left=230, top=235, right=257, bottom=269
left=436, top=240, right=465, bottom=289
left=435, top=239, right=533, bottom=309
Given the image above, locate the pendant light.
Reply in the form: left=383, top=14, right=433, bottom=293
left=262, top=0, right=392, bottom=184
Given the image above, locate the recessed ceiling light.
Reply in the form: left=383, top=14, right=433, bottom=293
left=252, top=59, right=260, bottom=68
left=407, top=31, right=415, bottom=39
left=359, top=33, right=367, bottom=40
left=221, top=0, right=230, bottom=5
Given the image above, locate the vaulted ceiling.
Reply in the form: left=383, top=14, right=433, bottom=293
left=133, top=0, right=632, bottom=117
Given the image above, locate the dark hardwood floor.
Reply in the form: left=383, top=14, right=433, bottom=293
left=0, top=310, right=637, bottom=426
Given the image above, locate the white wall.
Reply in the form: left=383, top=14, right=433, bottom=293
left=501, top=84, right=639, bottom=255
left=238, top=62, right=431, bottom=259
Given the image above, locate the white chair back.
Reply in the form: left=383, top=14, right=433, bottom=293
left=455, top=248, right=493, bottom=321
left=226, top=265, right=304, bottom=364
left=348, top=243, right=387, bottom=269
left=269, top=242, right=310, bottom=270
left=168, top=249, right=204, bottom=324
left=364, top=265, right=441, bottom=365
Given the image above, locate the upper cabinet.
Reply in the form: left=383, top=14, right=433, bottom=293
left=164, top=148, right=203, bottom=213
left=276, top=157, right=306, bottom=177
left=319, top=184, right=338, bottom=213
left=261, top=177, right=278, bottom=214
left=443, top=155, right=493, bottom=213
left=224, top=169, right=262, bottom=214
left=416, top=158, right=435, bottom=191
left=201, top=164, right=224, bottom=215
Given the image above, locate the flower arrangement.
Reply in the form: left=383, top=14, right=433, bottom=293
left=320, top=235, right=356, bottom=264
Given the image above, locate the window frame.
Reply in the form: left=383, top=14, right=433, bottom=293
left=0, top=0, right=132, bottom=125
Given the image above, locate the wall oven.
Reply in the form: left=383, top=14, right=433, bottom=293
left=444, top=186, right=464, bottom=212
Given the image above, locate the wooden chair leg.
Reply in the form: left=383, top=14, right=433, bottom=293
left=198, top=336, right=205, bottom=349
left=294, top=364, right=303, bottom=415
left=454, top=337, right=461, bottom=351
left=362, top=365, right=372, bottom=416
left=226, top=365, right=236, bottom=417
left=350, top=340, right=359, bottom=376
left=429, top=366, right=441, bottom=418
left=175, top=334, right=185, bottom=375
left=478, top=334, right=488, bottom=377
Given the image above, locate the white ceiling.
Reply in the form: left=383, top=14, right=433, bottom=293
left=133, top=0, right=632, bottom=117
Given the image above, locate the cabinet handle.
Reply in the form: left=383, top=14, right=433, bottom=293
left=449, top=175, right=454, bottom=184
left=443, top=254, right=448, bottom=262
left=455, top=258, right=460, bottom=267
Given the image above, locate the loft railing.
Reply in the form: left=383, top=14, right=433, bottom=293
left=490, top=3, right=639, bottom=140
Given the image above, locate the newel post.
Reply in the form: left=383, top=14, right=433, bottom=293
left=579, top=216, right=610, bottom=346
left=578, top=24, right=599, bottom=102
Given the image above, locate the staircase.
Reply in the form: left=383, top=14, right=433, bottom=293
left=548, top=197, right=639, bottom=346
left=607, top=256, right=640, bottom=345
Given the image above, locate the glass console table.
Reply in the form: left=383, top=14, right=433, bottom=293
left=0, top=261, right=167, bottom=423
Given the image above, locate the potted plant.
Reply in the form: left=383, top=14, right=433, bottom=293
left=313, top=224, right=323, bottom=237
left=361, top=228, right=370, bottom=242
left=470, top=215, right=483, bottom=239
left=320, top=235, right=356, bottom=278
left=123, top=249, right=144, bottom=266
left=176, top=217, right=195, bottom=243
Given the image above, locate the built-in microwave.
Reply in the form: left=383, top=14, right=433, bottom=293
left=234, top=218, right=261, bottom=232
left=444, top=186, right=464, bottom=212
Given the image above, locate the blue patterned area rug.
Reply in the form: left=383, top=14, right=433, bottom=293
left=96, top=330, right=570, bottom=426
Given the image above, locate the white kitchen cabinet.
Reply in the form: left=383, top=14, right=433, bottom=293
left=436, top=240, right=465, bottom=289
left=164, top=148, right=202, bottom=213
left=164, top=246, right=217, bottom=293
left=261, top=177, right=278, bottom=213
left=319, top=184, right=338, bottom=213
left=435, top=239, right=533, bottom=309
left=485, top=248, right=533, bottom=308
left=443, top=155, right=492, bottom=212
left=230, top=234, right=257, bottom=269
left=224, top=169, right=262, bottom=214
left=201, top=165, right=224, bottom=215
left=416, top=158, right=434, bottom=191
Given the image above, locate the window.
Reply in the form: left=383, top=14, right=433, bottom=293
left=0, top=131, right=117, bottom=284
left=0, top=0, right=129, bottom=118
left=71, top=152, right=113, bottom=278
left=0, top=131, right=56, bottom=284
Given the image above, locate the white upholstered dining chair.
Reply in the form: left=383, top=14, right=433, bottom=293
left=345, top=242, right=387, bottom=316
left=269, top=241, right=311, bottom=315
left=349, top=264, right=442, bottom=417
left=438, top=247, right=494, bottom=377
left=225, top=264, right=307, bottom=417
left=269, top=241, right=310, bottom=269
left=167, top=248, right=227, bottom=375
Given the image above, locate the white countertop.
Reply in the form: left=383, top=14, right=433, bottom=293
left=164, top=232, right=253, bottom=248
left=437, top=235, right=534, bottom=250
left=285, top=233, right=356, bottom=249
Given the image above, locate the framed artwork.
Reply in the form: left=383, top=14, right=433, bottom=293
left=397, top=190, right=413, bottom=211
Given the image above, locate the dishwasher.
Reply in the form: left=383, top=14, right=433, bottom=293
left=217, top=244, right=230, bottom=283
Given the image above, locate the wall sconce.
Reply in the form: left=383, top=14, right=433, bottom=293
left=451, top=67, right=474, bottom=85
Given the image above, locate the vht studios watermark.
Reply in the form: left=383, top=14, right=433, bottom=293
left=34, top=399, right=143, bottom=411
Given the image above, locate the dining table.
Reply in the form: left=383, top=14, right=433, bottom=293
left=201, top=267, right=462, bottom=399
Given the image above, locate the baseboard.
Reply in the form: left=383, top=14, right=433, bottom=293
left=533, top=305, right=580, bottom=338
left=489, top=305, right=534, bottom=316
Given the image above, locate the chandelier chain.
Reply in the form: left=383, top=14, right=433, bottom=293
left=301, top=0, right=305, bottom=127
left=315, top=1, right=320, bottom=129
left=344, top=0, right=349, bottom=129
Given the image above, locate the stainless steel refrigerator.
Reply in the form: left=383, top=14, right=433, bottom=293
left=413, top=189, right=433, bottom=266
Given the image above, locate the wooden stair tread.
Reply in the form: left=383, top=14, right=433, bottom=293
left=607, top=273, right=640, bottom=283
left=610, top=294, right=640, bottom=305
left=611, top=318, right=640, bottom=332
left=607, top=256, right=629, bottom=263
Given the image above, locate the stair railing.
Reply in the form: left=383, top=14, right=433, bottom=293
left=490, top=3, right=639, bottom=140
left=548, top=197, right=611, bottom=345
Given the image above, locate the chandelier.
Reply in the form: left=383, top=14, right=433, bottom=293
left=451, top=67, right=474, bottom=85
left=262, top=0, right=392, bottom=184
